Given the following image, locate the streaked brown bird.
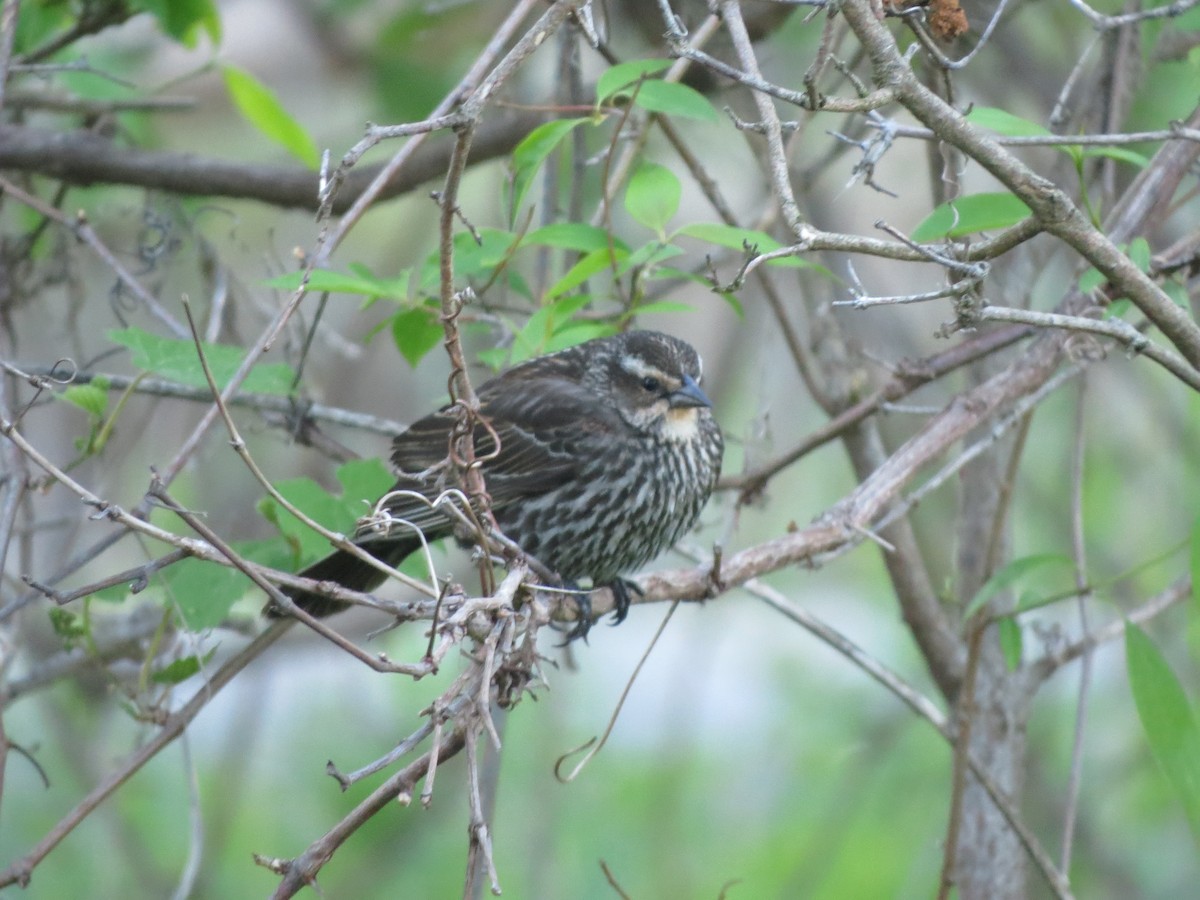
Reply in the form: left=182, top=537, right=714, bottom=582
left=268, top=330, right=723, bottom=637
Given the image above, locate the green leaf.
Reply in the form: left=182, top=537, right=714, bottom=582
left=1079, top=265, right=1106, bottom=293
left=93, top=581, right=138, bottom=604
left=258, top=460, right=394, bottom=563
left=631, top=80, right=719, bottom=122
left=596, top=59, right=673, bottom=104
left=161, top=557, right=249, bottom=631
left=545, top=246, right=628, bottom=300
left=108, top=327, right=295, bottom=396
left=509, top=295, right=595, bottom=363
left=1191, top=520, right=1200, bottom=617
left=620, top=241, right=684, bottom=274
left=625, top=162, right=681, bottom=235
left=1105, top=298, right=1133, bottom=318
left=61, top=379, right=110, bottom=418
left=649, top=266, right=709, bottom=284
left=1126, top=625, right=1200, bottom=840
left=720, top=291, right=745, bottom=319
left=259, top=480, right=355, bottom=562
left=452, top=228, right=521, bottom=279
left=542, top=319, right=619, bottom=352
left=680, top=222, right=785, bottom=253
left=333, top=459, right=395, bottom=507
left=392, top=306, right=444, bottom=367
left=48, top=608, right=87, bottom=646
left=677, top=223, right=833, bottom=274
left=414, top=230, right=522, bottom=294
left=267, top=267, right=410, bottom=301
left=509, top=118, right=589, bottom=219
left=1080, top=238, right=1151, bottom=294
left=13, top=3, right=70, bottom=56
left=1129, top=237, right=1151, bottom=272
left=912, top=193, right=1033, bottom=241
left=222, top=65, right=320, bottom=169
left=964, top=553, right=1074, bottom=618
left=139, top=0, right=222, bottom=47
left=966, top=109, right=1149, bottom=169
left=1081, top=146, right=1150, bottom=169
left=998, top=617, right=1023, bottom=670
left=253, top=460, right=437, bottom=604
left=1164, top=281, right=1189, bottom=308
left=966, top=107, right=1052, bottom=137
left=631, top=299, right=692, bottom=316
left=523, top=223, right=623, bottom=253
left=476, top=347, right=509, bottom=371
left=106, top=540, right=290, bottom=631
left=151, top=648, right=218, bottom=684
left=502, top=268, right=535, bottom=303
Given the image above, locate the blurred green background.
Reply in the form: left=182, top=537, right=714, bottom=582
left=3, top=1, right=1200, bottom=897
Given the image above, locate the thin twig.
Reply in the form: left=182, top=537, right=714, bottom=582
left=554, top=601, right=680, bottom=782
left=1030, top=580, right=1189, bottom=680
left=0, top=621, right=292, bottom=889
left=720, top=324, right=1034, bottom=495
left=1059, top=378, right=1093, bottom=874
left=0, top=176, right=188, bottom=338
left=317, top=0, right=547, bottom=253
left=745, top=578, right=1073, bottom=899
left=6, top=365, right=405, bottom=435
left=977, top=305, right=1200, bottom=392
left=148, top=481, right=436, bottom=677
left=266, top=727, right=469, bottom=898
left=181, top=303, right=437, bottom=601
left=1066, top=0, right=1199, bottom=28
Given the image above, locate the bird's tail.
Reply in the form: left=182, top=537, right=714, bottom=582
left=266, top=538, right=418, bottom=618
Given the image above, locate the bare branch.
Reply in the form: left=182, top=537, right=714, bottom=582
left=0, top=113, right=549, bottom=213
left=0, top=622, right=292, bottom=889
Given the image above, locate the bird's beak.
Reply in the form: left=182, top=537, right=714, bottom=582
left=669, top=374, right=712, bottom=409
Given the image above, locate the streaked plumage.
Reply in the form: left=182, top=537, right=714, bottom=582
left=269, top=330, right=723, bottom=636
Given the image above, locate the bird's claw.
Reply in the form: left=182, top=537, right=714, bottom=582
left=608, top=578, right=642, bottom=626
left=559, top=589, right=592, bottom=645
left=556, top=579, right=642, bottom=644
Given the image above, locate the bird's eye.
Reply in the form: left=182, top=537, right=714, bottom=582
left=641, top=376, right=661, bottom=393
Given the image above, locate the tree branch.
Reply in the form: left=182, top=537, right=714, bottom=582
left=0, top=111, right=547, bottom=213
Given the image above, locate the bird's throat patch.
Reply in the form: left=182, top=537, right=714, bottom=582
left=662, top=406, right=702, bottom=441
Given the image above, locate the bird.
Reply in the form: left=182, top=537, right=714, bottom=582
left=267, top=330, right=723, bottom=638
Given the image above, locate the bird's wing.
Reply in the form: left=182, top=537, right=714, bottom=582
left=370, top=369, right=620, bottom=538
left=475, top=372, right=624, bottom=497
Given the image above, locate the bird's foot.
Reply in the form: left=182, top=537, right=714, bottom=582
left=556, top=579, right=641, bottom=644
left=558, top=584, right=593, bottom=645
left=607, top=578, right=643, bottom=626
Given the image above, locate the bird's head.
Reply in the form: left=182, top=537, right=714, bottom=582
left=603, top=332, right=713, bottom=440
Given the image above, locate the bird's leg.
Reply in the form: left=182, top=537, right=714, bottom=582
left=553, top=581, right=593, bottom=644
left=558, top=578, right=640, bottom=644
left=607, top=578, right=643, bottom=626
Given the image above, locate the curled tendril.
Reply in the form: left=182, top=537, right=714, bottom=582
left=46, top=358, right=78, bottom=384
left=137, top=207, right=181, bottom=271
